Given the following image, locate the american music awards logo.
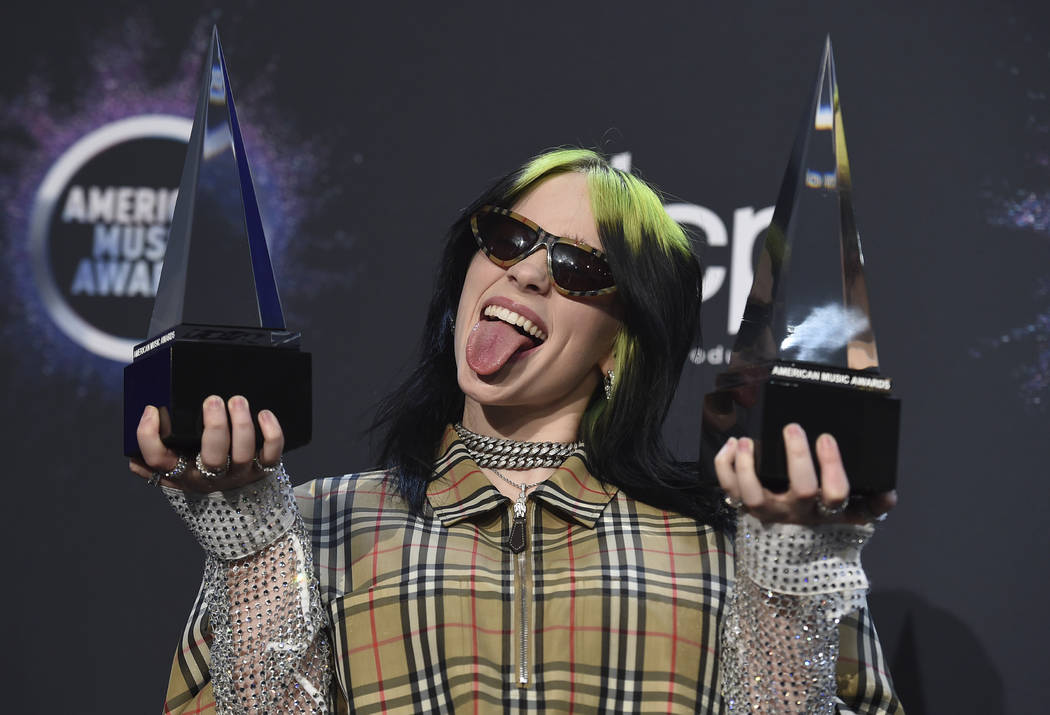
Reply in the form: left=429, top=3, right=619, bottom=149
left=0, top=20, right=322, bottom=397
left=29, top=115, right=190, bottom=362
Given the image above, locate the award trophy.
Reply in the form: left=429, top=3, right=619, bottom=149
left=701, top=37, right=899, bottom=495
left=123, top=28, right=311, bottom=457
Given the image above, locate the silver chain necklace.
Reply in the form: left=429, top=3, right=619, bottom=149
left=452, top=422, right=583, bottom=470
left=453, top=422, right=580, bottom=554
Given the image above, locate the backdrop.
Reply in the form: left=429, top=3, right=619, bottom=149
left=3, top=1, right=1048, bottom=712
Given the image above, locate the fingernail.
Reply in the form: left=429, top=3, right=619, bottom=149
left=786, top=423, right=803, bottom=438
left=259, top=410, right=272, bottom=425
left=140, top=405, right=152, bottom=423
left=819, top=434, right=838, bottom=454
left=231, top=395, right=247, bottom=410
left=740, top=437, right=753, bottom=454
left=206, top=395, right=223, bottom=410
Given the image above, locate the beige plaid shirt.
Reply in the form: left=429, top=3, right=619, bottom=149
left=163, top=427, right=902, bottom=713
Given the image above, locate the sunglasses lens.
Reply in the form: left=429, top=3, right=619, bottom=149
left=476, top=212, right=537, bottom=261
left=551, top=244, right=615, bottom=293
left=473, top=209, right=616, bottom=294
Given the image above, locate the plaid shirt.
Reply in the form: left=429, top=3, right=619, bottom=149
left=164, top=427, right=902, bottom=713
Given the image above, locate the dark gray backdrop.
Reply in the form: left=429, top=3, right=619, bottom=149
left=2, top=1, right=1048, bottom=712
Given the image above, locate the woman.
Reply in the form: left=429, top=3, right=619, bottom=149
left=133, top=149, right=902, bottom=713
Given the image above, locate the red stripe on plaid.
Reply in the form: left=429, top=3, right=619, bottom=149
left=560, top=464, right=610, bottom=496
left=179, top=635, right=209, bottom=656
left=428, top=469, right=483, bottom=497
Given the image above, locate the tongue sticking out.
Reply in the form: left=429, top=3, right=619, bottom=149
left=465, top=320, right=536, bottom=375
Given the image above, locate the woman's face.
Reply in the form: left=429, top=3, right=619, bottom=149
left=454, top=172, right=621, bottom=419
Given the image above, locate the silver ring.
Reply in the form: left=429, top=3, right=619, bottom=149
left=195, top=453, right=231, bottom=480
left=724, top=495, right=744, bottom=510
left=815, top=499, right=847, bottom=518
left=148, top=455, right=188, bottom=487
left=252, top=456, right=283, bottom=475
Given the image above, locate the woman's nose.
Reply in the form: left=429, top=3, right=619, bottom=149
left=505, top=248, right=551, bottom=294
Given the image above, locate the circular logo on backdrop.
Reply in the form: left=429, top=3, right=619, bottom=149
left=29, top=115, right=191, bottom=362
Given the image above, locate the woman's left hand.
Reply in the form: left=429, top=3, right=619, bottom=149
left=713, top=422, right=897, bottom=525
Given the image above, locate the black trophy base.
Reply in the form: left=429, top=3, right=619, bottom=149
left=701, top=366, right=900, bottom=495
left=123, top=339, right=311, bottom=457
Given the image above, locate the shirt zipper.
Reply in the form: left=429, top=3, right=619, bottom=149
left=517, top=547, right=529, bottom=686
left=508, top=497, right=530, bottom=687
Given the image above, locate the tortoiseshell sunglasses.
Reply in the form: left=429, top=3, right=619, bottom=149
left=470, top=205, right=617, bottom=297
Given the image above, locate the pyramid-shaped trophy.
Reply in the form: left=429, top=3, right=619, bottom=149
left=701, top=37, right=899, bottom=495
left=123, top=28, right=311, bottom=456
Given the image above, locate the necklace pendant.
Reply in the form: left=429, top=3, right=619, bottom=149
left=509, top=514, right=526, bottom=553
left=509, top=487, right=527, bottom=552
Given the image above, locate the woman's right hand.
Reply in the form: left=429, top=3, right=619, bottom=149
left=129, top=394, right=285, bottom=492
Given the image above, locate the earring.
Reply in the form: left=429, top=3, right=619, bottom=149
left=449, top=315, right=456, bottom=335
left=603, top=369, right=615, bottom=400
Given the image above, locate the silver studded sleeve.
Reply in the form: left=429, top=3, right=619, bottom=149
left=162, top=469, right=332, bottom=714
left=720, top=513, right=877, bottom=714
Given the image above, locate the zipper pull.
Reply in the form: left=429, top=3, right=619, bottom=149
left=509, top=486, right=527, bottom=553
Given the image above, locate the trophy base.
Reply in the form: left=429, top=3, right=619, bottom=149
left=701, top=362, right=899, bottom=495
left=123, top=338, right=312, bottom=457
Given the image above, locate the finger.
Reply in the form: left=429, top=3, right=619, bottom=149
left=713, top=438, right=739, bottom=487
left=199, top=395, right=231, bottom=470
left=816, top=433, right=849, bottom=506
left=137, top=406, right=178, bottom=470
left=228, top=395, right=256, bottom=466
left=257, top=409, right=285, bottom=467
left=129, top=458, right=154, bottom=480
left=734, top=437, right=765, bottom=508
left=130, top=456, right=189, bottom=489
left=783, top=423, right=819, bottom=500
left=871, top=489, right=898, bottom=514
left=713, top=438, right=741, bottom=502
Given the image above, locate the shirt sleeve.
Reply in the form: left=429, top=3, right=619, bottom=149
left=835, top=604, right=903, bottom=713
left=159, top=470, right=334, bottom=714
left=720, top=513, right=903, bottom=714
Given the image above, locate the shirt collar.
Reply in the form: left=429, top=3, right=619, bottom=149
left=426, top=425, right=618, bottom=529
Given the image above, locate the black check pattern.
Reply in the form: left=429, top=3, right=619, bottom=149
left=163, top=426, right=902, bottom=713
